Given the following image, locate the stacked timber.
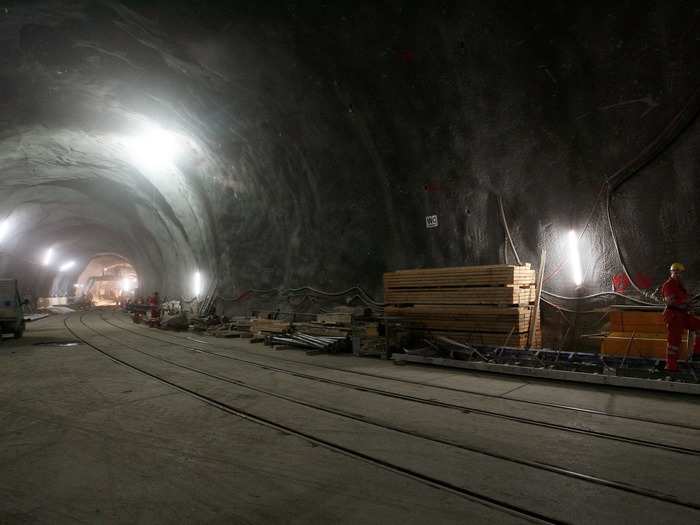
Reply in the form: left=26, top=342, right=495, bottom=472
left=250, top=318, right=291, bottom=335
left=316, top=311, right=353, bottom=325
left=205, top=317, right=255, bottom=338
left=601, top=307, right=689, bottom=360
left=292, top=322, right=349, bottom=337
left=284, top=307, right=355, bottom=338
left=384, top=264, right=541, bottom=348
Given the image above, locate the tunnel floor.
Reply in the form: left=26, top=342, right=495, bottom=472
left=1, top=311, right=699, bottom=524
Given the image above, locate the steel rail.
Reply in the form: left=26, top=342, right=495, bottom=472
left=73, top=312, right=700, bottom=513
left=62, top=313, right=558, bottom=525
left=103, top=312, right=700, bottom=439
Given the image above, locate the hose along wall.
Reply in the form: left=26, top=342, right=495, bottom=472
left=605, top=86, right=700, bottom=298
left=540, top=84, right=700, bottom=311
left=492, top=85, right=700, bottom=346
left=213, top=285, right=385, bottom=318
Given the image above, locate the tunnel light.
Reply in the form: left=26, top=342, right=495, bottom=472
left=121, top=278, right=132, bottom=292
left=0, top=220, right=9, bottom=242
left=43, top=248, right=54, bottom=266
left=193, top=271, right=202, bottom=297
left=124, top=124, right=181, bottom=170
left=59, top=260, right=75, bottom=272
left=568, top=230, right=583, bottom=286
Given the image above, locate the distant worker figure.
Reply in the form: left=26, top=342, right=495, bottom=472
left=662, top=263, right=700, bottom=372
left=148, top=292, right=161, bottom=321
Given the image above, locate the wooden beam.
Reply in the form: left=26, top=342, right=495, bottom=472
left=528, top=248, right=546, bottom=349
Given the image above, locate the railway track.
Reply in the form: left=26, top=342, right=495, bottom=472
left=98, top=312, right=700, bottom=455
left=63, top=312, right=556, bottom=524
left=64, top=311, right=700, bottom=520
left=103, top=310, right=700, bottom=432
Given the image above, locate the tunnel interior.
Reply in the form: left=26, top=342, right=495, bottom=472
left=72, top=254, right=138, bottom=305
left=1, top=1, right=700, bottom=348
left=3, top=4, right=700, bottom=523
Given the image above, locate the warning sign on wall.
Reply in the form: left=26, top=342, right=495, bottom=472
left=425, top=215, right=438, bottom=228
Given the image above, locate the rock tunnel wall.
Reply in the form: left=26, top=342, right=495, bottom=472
left=1, top=2, right=700, bottom=331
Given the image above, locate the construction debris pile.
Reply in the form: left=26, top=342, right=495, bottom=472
left=395, top=336, right=700, bottom=387
left=267, top=333, right=349, bottom=354
left=191, top=306, right=362, bottom=354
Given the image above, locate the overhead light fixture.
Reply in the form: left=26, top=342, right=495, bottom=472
left=123, top=123, right=182, bottom=171
left=59, top=260, right=75, bottom=272
left=193, top=270, right=202, bottom=297
left=43, top=247, right=54, bottom=266
left=568, top=230, right=583, bottom=286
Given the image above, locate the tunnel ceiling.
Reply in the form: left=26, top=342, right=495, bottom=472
left=1, top=1, right=700, bottom=301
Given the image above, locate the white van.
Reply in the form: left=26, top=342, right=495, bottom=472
left=0, top=279, right=26, bottom=338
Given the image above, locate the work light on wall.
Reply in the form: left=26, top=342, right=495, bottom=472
left=193, top=270, right=202, bottom=298
left=568, top=230, right=583, bottom=286
left=43, top=247, right=54, bottom=266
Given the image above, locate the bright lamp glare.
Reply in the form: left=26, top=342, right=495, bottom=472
left=124, top=125, right=181, bottom=170
left=0, top=220, right=9, bottom=242
left=58, top=260, right=75, bottom=272
left=43, top=247, right=54, bottom=266
left=568, top=230, right=583, bottom=286
left=193, top=271, right=202, bottom=297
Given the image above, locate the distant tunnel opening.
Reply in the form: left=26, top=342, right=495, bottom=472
left=74, top=255, right=138, bottom=306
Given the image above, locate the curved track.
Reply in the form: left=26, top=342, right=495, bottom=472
left=103, top=310, right=700, bottom=432
left=64, top=312, right=556, bottom=524
left=102, top=311, right=700, bottom=439
left=62, top=311, right=700, bottom=521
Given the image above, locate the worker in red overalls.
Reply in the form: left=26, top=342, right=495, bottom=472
left=662, top=263, right=700, bottom=372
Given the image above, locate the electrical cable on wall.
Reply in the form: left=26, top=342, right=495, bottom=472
left=210, top=88, right=700, bottom=323
left=605, top=85, right=700, bottom=297
left=498, top=195, right=522, bottom=266
left=505, top=85, right=700, bottom=308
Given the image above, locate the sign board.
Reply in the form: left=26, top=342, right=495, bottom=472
left=425, top=214, right=439, bottom=229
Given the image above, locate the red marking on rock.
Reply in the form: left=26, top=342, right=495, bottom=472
left=612, top=273, right=631, bottom=293
left=633, top=272, right=652, bottom=290
left=612, top=272, right=653, bottom=292
left=400, top=50, right=416, bottom=63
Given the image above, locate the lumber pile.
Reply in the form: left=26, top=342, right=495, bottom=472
left=384, top=264, right=541, bottom=348
left=316, top=311, right=353, bottom=325
left=250, top=318, right=291, bottom=334
left=601, top=308, right=689, bottom=360
left=293, top=322, right=349, bottom=337
left=286, top=307, right=355, bottom=337
left=204, top=317, right=255, bottom=338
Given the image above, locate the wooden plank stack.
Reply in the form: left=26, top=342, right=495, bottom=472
left=250, top=318, right=291, bottom=334
left=601, top=308, right=689, bottom=360
left=316, top=311, right=353, bottom=325
left=205, top=317, right=254, bottom=338
left=384, top=264, right=541, bottom=348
